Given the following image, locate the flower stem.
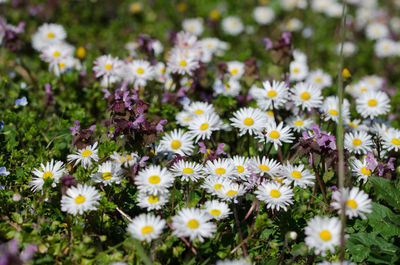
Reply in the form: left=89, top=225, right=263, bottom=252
left=233, top=205, right=248, bottom=257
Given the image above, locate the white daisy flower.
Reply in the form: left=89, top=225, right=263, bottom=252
left=152, top=40, right=164, bottom=56
left=230, top=107, right=268, bottom=136
left=337, top=41, right=357, bottom=57
left=92, top=55, right=123, bottom=86
left=374, top=38, right=397, bottom=58
left=182, top=18, right=204, bottom=36
left=176, top=111, right=193, bottom=127
left=135, top=165, right=175, bottom=195
left=204, top=158, right=236, bottom=179
left=188, top=113, right=221, bottom=142
left=202, top=177, right=233, bottom=196
left=350, top=158, right=375, bottom=183
left=257, top=122, right=294, bottom=150
left=356, top=91, right=390, bottom=119
left=322, top=96, right=351, bottom=123
left=91, top=161, right=123, bottom=186
left=231, top=156, right=251, bottom=181
left=221, top=16, right=244, bottom=36
left=280, top=163, right=315, bottom=188
left=172, top=208, right=216, bottom=242
left=217, top=182, right=246, bottom=203
left=365, top=22, right=389, bottom=40
left=127, top=213, right=166, bottom=242
left=304, top=216, right=341, bottom=256
left=123, top=59, right=154, bottom=87
left=361, top=75, right=385, bottom=90
left=250, top=81, right=289, bottom=110
left=167, top=48, right=200, bottom=76
left=40, top=42, right=74, bottom=64
left=49, top=56, right=75, bottom=76
left=213, top=78, right=241, bottom=97
left=137, top=192, right=169, bottom=211
left=255, top=182, right=294, bottom=211
left=159, top=129, right=195, bottom=156
left=110, top=152, right=139, bottom=168
left=382, top=128, right=400, bottom=152
left=29, top=159, right=65, bottom=192
left=286, top=115, right=314, bottom=132
left=32, top=23, right=66, bottom=51
left=227, top=61, right=245, bottom=80
left=170, top=160, right=204, bottom=182
left=67, top=142, right=99, bottom=169
left=61, top=184, right=101, bottom=216
left=344, top=131, right=373, bottom=155
left=306, top=69, right=332, bottom=89
left=203, top=200, right=231, bottom=220
left=289, top=61, right=308, bottom=81
left=346, top=119, right=369, bottom=132
left=184, top=101, right=215, bottom=117
left=316, top=261, right=356, bottom=265
left=331, top=187, right=372, bottom=219
left=291, top=82, right=323, bottom=111
left=249, top=156, right=281, bottom=177
left=253, top=6, right=275, bottom=25
left=285, top=18, right=303, bottom=32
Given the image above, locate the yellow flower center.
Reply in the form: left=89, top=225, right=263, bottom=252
left=210, top=209, right=221, bottom=215
left=346, top=199, right=358, bottom=209
left=209, top=10, right=220, bottom=20
left=360, top=166, right=372, bottom=175
left=141, top=226, right=154, bottom=234
left=349, top=122, right=358, bottom=128
left=58, top=63, right=66, bottom=68
left=294, top=120, right=304, bottom=126
left=187, top=219, right=199, bottom=229
left=148, top=195, right=159, bottom=203
left=291, top=170, right=302, bottom=179
left=392, top=138, right=400, bottom=145
left=258, top=165, right=270, bottom=171
left=81, top=149, right=92, bottom=157
left=230, top=69, right=238, bottom=75
left=329, top=109, right=338, bottom=116
left=136, top=67, right=144, bottom=74
left=126, top=155, right=133, bottom=160
left=104, top=64, right=113, bottom=70
left=102, top=172, right=113, bottom=180
left=293, top=68, right=299, bottom=73
left=352, top=139, right=362, bottom=146
left=215, top=168, right=226, bottom=175
left=194, top=109, right=204, bottom=115
left=179, top=60, right=187, bottom=67
left=267, top=110, right=274, bottom=117
left=47, top=32, right=55, bottom=38
left=226, top=190, right=238, bottom=196
left=42, top=171, right=53, bottom=180
left=74, top=195, right=86, bottom=204
left=269, top=130, right=280, bottom=139
left=270, top=189, right=281, bottom=198
left=182, top=168, right=194, bottom=174
left=214, top=184, right=223, bottom=190
left=237, top=165, right=244, bottom=173
left=184, top=117, right=191, bottom=121
left=267, top=90, right=277, bottom=98
left=200, top=123, right=209, bottom=131
left=368, top=99, right=377, bottom=107
left=120, top=157, right=126, bottom=163
left=53, top=51, right=60, bottom=57
left=315, top=77, right=322, bottom=83
left=148, top=175, right=161, bottom=184
left=171, top=140, right=181, bottom=150
left=243, top=117, right=254, bottom=126
left=361, top=87, right=367, bottom=92
left=300, top=92, right=310, bottom=100
left=319, top=230, right=332, bottom=241
left=76, top=47, right=86, bottom=59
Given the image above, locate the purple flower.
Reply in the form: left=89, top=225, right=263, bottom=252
left=366, top=152, right=378, bottom=171
left=156, top=120, right=167, bottom=132
left=281, top=32, right=292, bottom=45
left=263, top=37, right=273, bottom=50
left=15, top=96, right=28, bottom=106
left=69, top=120, right=81, bottom=136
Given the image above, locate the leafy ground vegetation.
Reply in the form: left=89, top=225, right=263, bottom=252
left=1, top=0, right=400, bottom=264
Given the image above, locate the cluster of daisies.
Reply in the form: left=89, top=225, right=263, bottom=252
left=32, top=23, right=84, bottom=76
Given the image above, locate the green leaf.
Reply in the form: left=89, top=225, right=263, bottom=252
left=370, top=177, right=400, bottom=209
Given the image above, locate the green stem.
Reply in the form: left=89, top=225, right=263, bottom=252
left=336, top=0, right=348, bottom=262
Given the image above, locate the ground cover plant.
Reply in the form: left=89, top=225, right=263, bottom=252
left=1, top=0, right=400, bottom=264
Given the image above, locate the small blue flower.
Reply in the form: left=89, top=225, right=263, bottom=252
left=0, top=166, right=10, bottom=176
left=15, top=96, right=28, bottom=106
left=0, top=121, right=3, bottom=130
